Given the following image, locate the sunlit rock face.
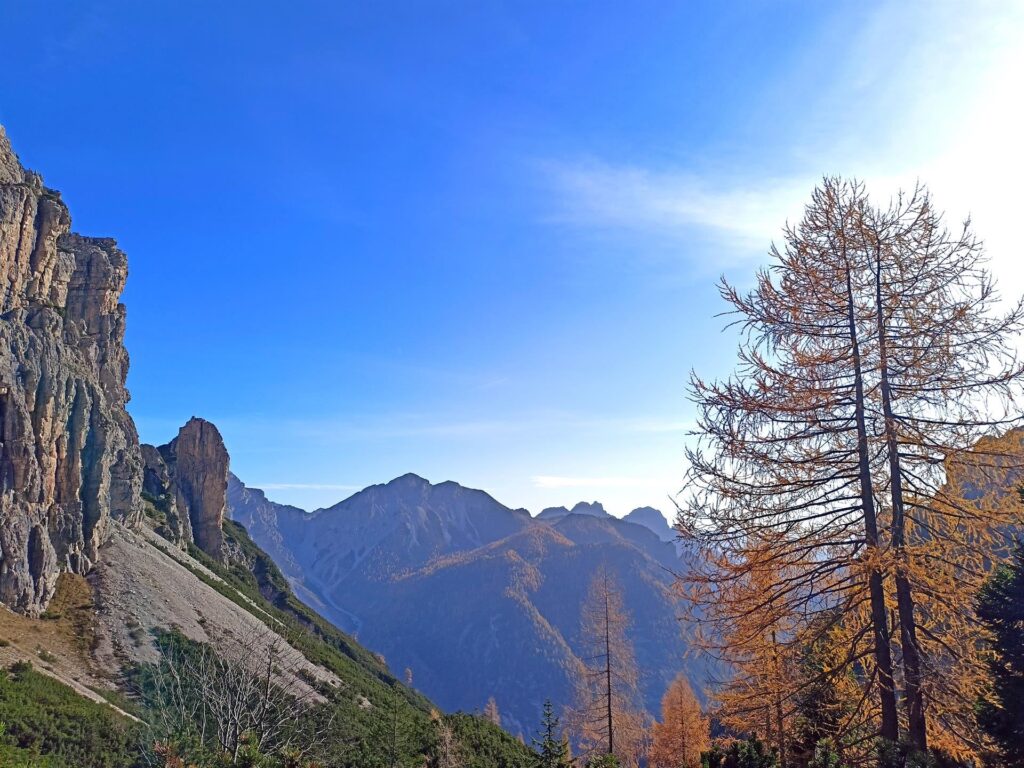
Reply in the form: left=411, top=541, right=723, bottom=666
left=142, top=417, right=229, bottom=560
left=0, top=126, right=143, bottom=615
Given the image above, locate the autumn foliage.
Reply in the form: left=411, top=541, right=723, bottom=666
left=649, top=674, right=709, bottom=768
left=567, top=566, right=648, bottom=768
left=678, top=178, right=1024, bottom=762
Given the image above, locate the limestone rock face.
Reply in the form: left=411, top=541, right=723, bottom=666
left=0, top=126, right=143, bottom=615
left=142, top=418, right=228, bottom=560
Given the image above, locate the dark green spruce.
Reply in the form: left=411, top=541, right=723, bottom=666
left=976, top=537, right=1024, bottom=767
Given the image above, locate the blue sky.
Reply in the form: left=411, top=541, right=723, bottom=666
left=2, top=2, right=1021, bottom=515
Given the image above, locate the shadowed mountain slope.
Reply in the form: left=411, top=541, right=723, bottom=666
left=229, top=474, right=701, bottom=736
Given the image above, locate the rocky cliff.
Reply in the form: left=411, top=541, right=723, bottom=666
left=0, top=126, right=143, bottom=615
left=142, top=417, right=228, bottom=559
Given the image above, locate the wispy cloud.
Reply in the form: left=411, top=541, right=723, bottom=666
left=255, top=482, right=362, bottom=491
left=542, top=2, right=1024, bottom=290
left=545, top=160, right=810, bottom=254
left=531, top=475, right=656, bottom=489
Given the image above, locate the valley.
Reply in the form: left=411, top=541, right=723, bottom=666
left=228, top=473, right=702, bottom=736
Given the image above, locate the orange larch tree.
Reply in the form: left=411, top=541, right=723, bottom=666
left=568, top=565, right=647, bottom=768
left=681, top=179, right=902, bottom=747
left=680, top=177, right=1024, bottom=759
left=649, top=674, right=710, bottom=768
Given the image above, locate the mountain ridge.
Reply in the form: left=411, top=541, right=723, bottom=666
left=228, top=471, right=698, bottom=736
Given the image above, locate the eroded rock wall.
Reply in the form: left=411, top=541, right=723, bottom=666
left=0, top=126, right=143, bottom=614
left=142, top=417, right=228, bottom=560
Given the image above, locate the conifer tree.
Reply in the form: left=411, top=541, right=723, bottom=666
left=702, top=738, right=777, bottom=768
left=681, top=178, right=1024, bottom=759
left=533, top=699, right=572, bottom=768
left=976, top=538, right=1024, bottom=767
left=649, top=674, right=710, bottom=768
left=683, top=180, right=903, bottom=746
left=569, top=566, right=644, bottom=767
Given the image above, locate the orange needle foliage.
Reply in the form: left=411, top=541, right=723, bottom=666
left=649, top=674, right=710, bottom=768
left=678, top=178, right=1024, bottom=761
left=567, top=566, right=648, bottom=768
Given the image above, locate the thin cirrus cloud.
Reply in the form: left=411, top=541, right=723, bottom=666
left=541, top=2, right=1024, bottom=288
left=531, top=475, right=657, bottom=490
left=255, top=483, right=362, bottom=491
left=544, top=160, right=810, bottom=256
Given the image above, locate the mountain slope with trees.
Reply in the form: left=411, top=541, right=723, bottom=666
left=228, top=473, right=700, bottom=737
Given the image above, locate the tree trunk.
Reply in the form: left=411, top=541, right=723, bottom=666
left=605, top=585, right=614, bottom=757
left=873, top=246, right=928, bottom=751
left=772, top=631, right=786, bottom=768
left=845, top=260, right=901, bottom=745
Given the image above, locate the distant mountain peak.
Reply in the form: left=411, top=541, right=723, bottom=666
left=570, top=501, right=609, bottom=518
left=536, top=500, right=611, bottom=521
left=623, top=506, right=675, bottom=543
left=537, top=506, right=570, bottom=520
left=386, top=472, right=432, bottom=487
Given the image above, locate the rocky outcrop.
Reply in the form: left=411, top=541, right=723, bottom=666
left=142, top=417, right=228, bottom=560
left=141, top=443, right=192, bottom=545
left=0, top=126, right=143, bottom=615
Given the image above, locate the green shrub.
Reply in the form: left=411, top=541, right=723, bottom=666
left=702, top=738, right=777, bottom=768
left=0, top=662, right=144, bottom=767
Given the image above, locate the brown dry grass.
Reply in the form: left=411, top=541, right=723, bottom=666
left=0, top=573, right=131, bottom=715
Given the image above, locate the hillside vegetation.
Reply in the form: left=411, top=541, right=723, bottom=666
left=1, top=516, right=534, bottom=767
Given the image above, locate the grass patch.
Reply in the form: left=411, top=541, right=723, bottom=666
left=44, top=574, right=97, bottom=659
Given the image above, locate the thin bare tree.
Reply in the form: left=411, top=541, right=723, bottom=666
left=484, top=696, right=501, bottom=726
left=431, top=710, right=464, bottom=768
left=568, top=565, right=645, bottom=767
left=143, top=628, right=329, bottom=764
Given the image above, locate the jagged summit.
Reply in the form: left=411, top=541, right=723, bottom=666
left=536, top=500, right=611, bottom=521
left=570, top=500, right=609, bottom=517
